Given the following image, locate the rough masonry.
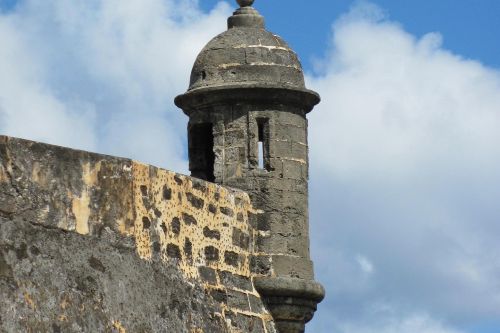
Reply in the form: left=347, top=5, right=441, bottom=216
left=0, top=0, right=324, bottom=332
left=176, top=1, right=324, bottom=332
left=0, top=136, right=275, bottom=332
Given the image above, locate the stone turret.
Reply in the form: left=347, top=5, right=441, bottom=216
left=175, top=1, right=325, bottom=331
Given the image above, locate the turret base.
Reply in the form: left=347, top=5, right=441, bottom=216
left=254, top=277, right=325, bottom=333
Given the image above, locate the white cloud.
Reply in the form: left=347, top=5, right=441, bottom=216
left=338, top=312, right=466, bottom=333
left=0, top=0, right=231, bottom=171
left=356, top=255, right=374, bottom=274
left=0, top=15, right=97, bottom=149
left=307, top=2, right=500, bottom=332
left=1, top=1, right=500, bottom=333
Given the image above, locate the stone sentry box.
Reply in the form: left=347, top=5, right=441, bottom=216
left=175, top=0, right=325, bottom=332
left=0, top=1, right=325, bottom=332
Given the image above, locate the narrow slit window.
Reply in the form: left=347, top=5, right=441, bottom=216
left=258, top=141, right=264, bottom=169
left=257, top=118, right=269, bottom=171
left=189, top=123, right=215, bottom=182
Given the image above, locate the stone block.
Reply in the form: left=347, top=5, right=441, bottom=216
left=248, top=294, right=265, bottom=313
left=184, top=238, right=193, bottom=261
left=250, top=255, right=271, bottom=275
left=226, top=289, right=250, bottom=311
left=218, top=271, right=253, bottom=291
left=274, top=124, right=306, bottom=143
left=256, top=233, right=288, bottom=254
left=254, top=211, right=271, bottom=231
left=225, top=311, right=265, bottom=333
left=182, top=213, right=197, bottom=226
left=199, top=266, right=218, bottom=285
left=204, top=246, right=220, bottom=262
left=290, top=142, right=307, bottom=160
left=209, top=288, right=228, bottom=304
left=208, top=203, right=218, bottom=214
left=272, top=140, right=291, bottom=158
left=203, top=226, right=221, bottom=240
left=285, top=236, right=310, bottom=258
left=268, top=216, right=306, bottom=234
left=220, top=206, right=234, bottom=217
left=166, top=244, right=182, bottom=260
left=224, top=251, right=241, bottom=268
left=282, top=159, right=305, bottom=180
left=171, top=217, right=181, bottom=235
left=225, top=129, right=246, bottom=146
left=232, top=227, right=250, bottom=250
left=223, top=163, right=243, bottom=180
left=186, top=192, right=205, bottom=209
left=274, top=111, right=306, bottom=127
left=223, top=147, right=243, bottom=164
left=271, top=255, right=314, bottom=280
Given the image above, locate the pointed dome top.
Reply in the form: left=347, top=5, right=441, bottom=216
left=228, top=0, right=264, bottom=29
left=237, top=0, right=254, bottom=7
left=184, top=0, right=306, bottom=92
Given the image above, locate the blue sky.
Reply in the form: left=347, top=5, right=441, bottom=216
left=3, top=0, right=499, bottom=70
left=198, top=0, right=500, bottom=71
left=0, top=1, right=499, bottom=333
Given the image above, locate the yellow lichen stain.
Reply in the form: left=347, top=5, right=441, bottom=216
left=127, top=161, right=271, bottom=326
left=23, top=292, right=36, bottom=310
left=71, top=162, right=102, bottom=235
left=60, top=295, right=71, bottom=310
left=36, top=204, right=50, bottom=219
left=218, top=62, right=243, bottom=69
left=72, top=190, right=90, bottom=235
left=0, top=164, right=7, bottom=183
left=31, top=162, right=48, bottom=187
left=116, top=218, right=134, bottom=237
left=58, top=314, right=68, bottom=322
left=191, top=328, right=204, bottom=333
left=111, top=320, right=127, bottom=333
left=235, top=164, right=243, bottom=177
left=0, top=141, right=11, bottom=183
left=83, top=161, right=101, bottom=185
left=131, top=161, right=257, bottom=278
left=132, top=162, right=153, bottom=260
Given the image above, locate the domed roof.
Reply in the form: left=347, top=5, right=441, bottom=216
left=175, top=1, right=320, bottom=112
left=187, top=3, right=306, bottom=92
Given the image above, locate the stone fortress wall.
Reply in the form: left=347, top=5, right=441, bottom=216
left=0, top=135, right=277, bottom=333
left=0, top=1, right=325, bottom=332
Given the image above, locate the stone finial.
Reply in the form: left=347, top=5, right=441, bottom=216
left=228, top=0, right=264, bottom=29
left=237, top=0, right=254, bottom=7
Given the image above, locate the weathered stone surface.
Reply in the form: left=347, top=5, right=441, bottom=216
left=199, top=266, right=218, bottom=285
left=1, top=1, right=326, bottom=331
left=187, top=27, right=305, bottom=92
left=0, top=217, right=223, bottom=333
left=175, top=2, right=325, bottom=331
left=0, top=135, right=272, bottom=333
left=218, top=271, right=253, bottom=292
left=226, top=311, right=266, bottom=333
left=0, top=136, right=135, bottom=236
left=224, top=251, right=241, bottom=268
left=254, top=277, right=325, bottom=333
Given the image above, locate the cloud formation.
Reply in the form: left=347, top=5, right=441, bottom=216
left=0, top=0, right=231, bottom=171
left=1, top=1, right=499, bottom=333
left=307, top=2, right=500, bottom=332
